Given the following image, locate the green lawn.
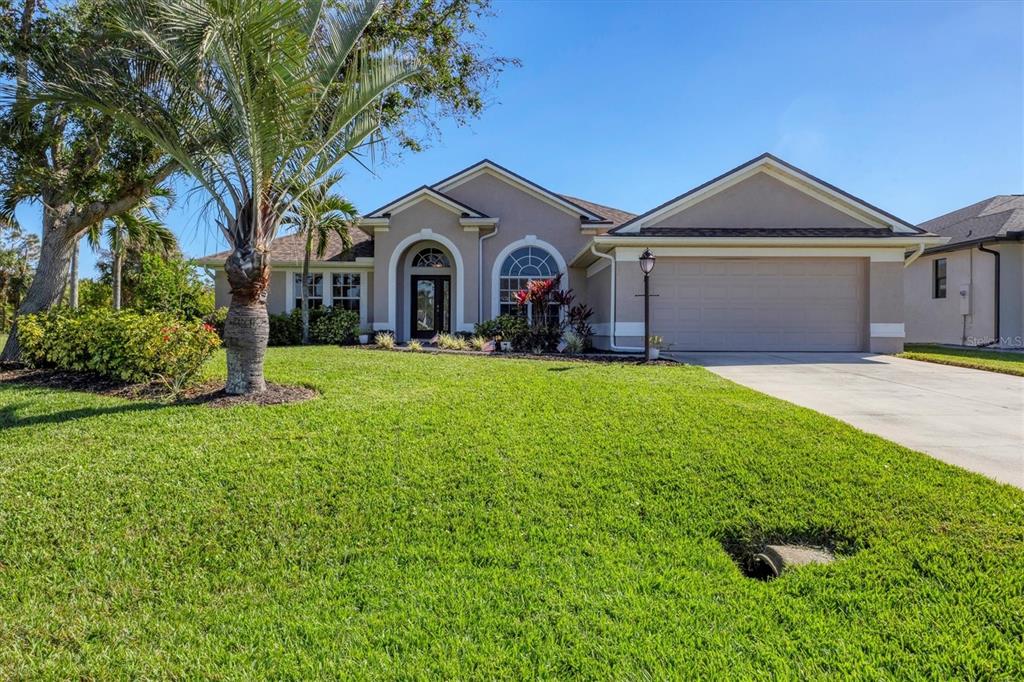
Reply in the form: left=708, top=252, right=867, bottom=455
left=899, top=344, right=1024, bottom=377
left=1, top=348, right=1022, bottom=678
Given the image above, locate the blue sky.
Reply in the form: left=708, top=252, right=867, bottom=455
left=23, top=0, right=1023, bottom=278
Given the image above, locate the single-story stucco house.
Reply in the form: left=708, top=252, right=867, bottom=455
left=201, top=153, right=947, bottom=353
left=904, top=195, right=1023, bottom=348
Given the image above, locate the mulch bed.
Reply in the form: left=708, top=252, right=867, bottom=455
left=374, top=346, right=678, bottom=365
left=0, top=367, right=316, bottom=408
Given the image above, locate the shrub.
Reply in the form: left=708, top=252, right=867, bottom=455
left=475, top=314, right=529, bottom=346
left=203, top=307, right=228, bottom=338
left=562, top=330, right=585, bottom=354
left=375, top=332, right=395, bottom=349
left=310, top=308, right=359, bottom=345
left=407, top=340, right=423, bottom=352
left=121, top=253, right=214, bottom=320
left=268, top=313, right=301, bottom=346
left=436, top=333, right=468, bottom=350
left=17, top=308, right=220, bottom=389
left=469, top=335, right=488, bottom=351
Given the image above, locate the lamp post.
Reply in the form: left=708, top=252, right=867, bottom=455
left=639, top=248, right=656, bottom=361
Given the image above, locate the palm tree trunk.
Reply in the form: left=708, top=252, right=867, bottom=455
left=112, top=252, right=122, bottom=310
left=301, top=231, right=312, bottom=345
left=223, top=241, right=270, bottom=395
left=69, top=239, right=79, bottom=309
left=1, top=206, right=76, bottom=361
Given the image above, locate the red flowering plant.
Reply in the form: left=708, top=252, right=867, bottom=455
left=513, top=274, right=575, bottom=353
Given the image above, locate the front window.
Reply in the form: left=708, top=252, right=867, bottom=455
left=933, top=258, right=947, bottom=299
left=293, top=273, right=323, bottom=310
left=412, top=247, right=450, bottom=268
left=499, top=246, right=560, bottom=323
left=332, top=273, right=361, bottom=312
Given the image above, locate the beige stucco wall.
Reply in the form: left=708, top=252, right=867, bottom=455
left=443, top=172, right=592, bottom=320
left=370, top=199, right=479, bottom=337
left=868, top=260, right=904, bottom=353
left=905, top=243, right=1022, bottom=347
left=214, top=270, right=230, bottom=308
left=649, top=172, right=877, bottom=229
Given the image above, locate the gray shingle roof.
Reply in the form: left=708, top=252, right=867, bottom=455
left=200, top=229, right=373, bottom=264
left=918, top=195, right=1024, bottom=249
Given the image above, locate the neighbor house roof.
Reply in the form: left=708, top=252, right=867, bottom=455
left=198, top=229, right=373, bottom=266
left=558, top=195, right=636, bottom=229
left=918, top=195, right=1024, bottom=253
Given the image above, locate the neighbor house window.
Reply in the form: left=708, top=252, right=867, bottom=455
left=293, top=273, right=323, bottom=310
left=933, top=258, right=947, bottom=299
left=332, top=273, right=361, bottom=312
left=498, top=246, right=560, bottom=322
left=412, top=247, right=450, bottom=268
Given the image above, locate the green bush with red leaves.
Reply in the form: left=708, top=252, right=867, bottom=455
left=17, top=308, right=220, bottom=389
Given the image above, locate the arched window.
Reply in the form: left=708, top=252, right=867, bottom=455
left=498, top=246, right=560, bottom=320
left=412, top=247, right=450, bottom=268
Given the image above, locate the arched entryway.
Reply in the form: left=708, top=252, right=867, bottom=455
left=388, top=229, right=466, bottom=340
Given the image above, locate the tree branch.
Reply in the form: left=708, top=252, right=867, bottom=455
left=65, top=158, right=180, bottom=234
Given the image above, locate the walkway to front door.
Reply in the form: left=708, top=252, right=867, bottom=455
left=412, top=275, right=451, bottom=338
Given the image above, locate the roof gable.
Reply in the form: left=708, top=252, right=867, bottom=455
left=364, top=185, right=488, bottom=219
left=432, top=159, right=607, bottom=223
left=611, top=153, right=921, bottom=235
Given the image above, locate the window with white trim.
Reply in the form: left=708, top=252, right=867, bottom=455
left=332, top=273, right=361, bottom=312
left=412, top=247, right=450, bottom=268
left=498, top=245, right=560, bottom=322
left=293, top=273, right=323, bottom=310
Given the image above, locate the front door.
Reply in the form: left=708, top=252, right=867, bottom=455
left=411, top=275, right=451, bottom=339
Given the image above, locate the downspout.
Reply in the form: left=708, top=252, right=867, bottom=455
left=590, top=245, right=643, bottom=353
left=904, top=243, right=925, bottom=268
left=977, top=243, right=1000, bottom=347
left=478, top=223, right=499, bottom=322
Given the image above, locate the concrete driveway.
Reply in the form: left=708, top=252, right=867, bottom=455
left=669, top=352, right=1024, bottom=488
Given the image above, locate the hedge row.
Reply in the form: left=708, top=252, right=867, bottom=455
left=17, top=308, right=221, bottom=388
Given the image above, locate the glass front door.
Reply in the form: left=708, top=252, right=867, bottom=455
left=411, top=275, right=450, bottom=339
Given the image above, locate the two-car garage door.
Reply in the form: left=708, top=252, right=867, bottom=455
left=650, top=258, right=867, bottom=351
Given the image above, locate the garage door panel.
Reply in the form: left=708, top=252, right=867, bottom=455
left=651, top=257, right=866, bottom=351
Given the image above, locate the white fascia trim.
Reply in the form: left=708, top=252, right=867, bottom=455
left=368, top=188, right=486, bottom=219
left=359, top=217, right=390, bottom=226
left=435, top=163, right=603, bottom=222
left=593, top=322, right=645, bottom=337
left=489, top=235, right=568, bottom=321
left=460, top=217, right=499, bottom=227
left=616, top=157, right=915, bottom=234
left=870, top=323, right=905, bottom=338
left=387, top=228, right=466, bottom=338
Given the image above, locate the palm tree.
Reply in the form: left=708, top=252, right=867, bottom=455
left=34, top=0, right=417, bottom=393
left=86, top=192, right=177, bottom=310
left=280, top=173, right=357, bottom=344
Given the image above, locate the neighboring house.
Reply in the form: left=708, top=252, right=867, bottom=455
left=904, top=196, right=1023, bottom=348
left=201, top=153, right=945, bottom=352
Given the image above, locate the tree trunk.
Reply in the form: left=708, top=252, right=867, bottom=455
left=68, top=239, right=79, bottom=308
left=301, top=232, right=312, bottom=345
left=113, top=252, right=122, bottom=310
left=223, top=242, right=270, bottom=394
left=1, top=207, right=75, bottom=361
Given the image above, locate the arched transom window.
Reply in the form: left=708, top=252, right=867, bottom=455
left=412, top=247, right=450, bottom=268
left=499, top=246, right=560, bottom=319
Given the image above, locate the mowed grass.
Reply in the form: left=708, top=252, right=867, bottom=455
left=1, top=348, right=1022, bottom=678
left=899, top=343, right=1024, bottom=377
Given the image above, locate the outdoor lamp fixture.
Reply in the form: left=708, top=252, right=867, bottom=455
left=639, top=249, right=656, bottom=361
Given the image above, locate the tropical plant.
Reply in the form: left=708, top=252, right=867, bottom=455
left=375, top=331, right=395, bottom=349
left=280, top=173, right=358, bottom=344
left=436, top=332, right=468, bottom=350
left=562, top=330, right=584, bottom=355
left=0, top=0, right=178, bottom=360
left=407, top=339, right=422, bottom=352
left=31, top=0, right=418, bottom=393
left=468, top=335, right=488, bottom=351
left=87, top=190, right=177, bottom=310
left=0, top=222, right=38, bottom=331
